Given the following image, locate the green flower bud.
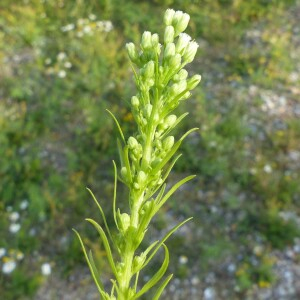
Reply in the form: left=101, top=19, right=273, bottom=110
left=170, top=80, right=187, bottom=96
left=164, top=26, right=175, bottom=44
left=131, top=96, right=139, bottom=108
left=174, top=69, right=188, bottom=82
left=163, top=136, right=175, bottom=151
left=137, top=171, right=147, bottom=185
left=169, top=53, right=181, bottom=69
left=144, top=61, right=155, bottom=79
left=141, top=31, right=152, bottom=49
left=176, top=33, right=191, bottom=54
left=126, top=42, right=138, bottom=62
left=132, top=253, right=146, bottom=273
left=164, top=9, right=175, bottom=26
left=144, top=104, right=153, bottom=119
left=165, top=114, right=177, bottom=127
left=164, top=42, right=175, bottom=58
left=151, top=33, right=159, bottom=47
left=128, top=136, right=139, bottom=149
left=183, top=41, right=199, bottom=63
left=118, top=212, right=131, bottom=232
left=172, top=11, right=190, bottom=36
left=187, top=74, right=201, bottom=90
left=121, top=167, right=128, bottom=180
left=133, top=182, right=140, bottom=190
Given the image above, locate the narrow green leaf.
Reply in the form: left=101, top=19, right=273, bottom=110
left=133, top=244, right=169, bottom=299
left=112, top=160, right=119, bottom=231
left=85, top=219, right=118, bottom=277
left=88, top=250, right=105, bottom=291
left=72, top=229, right=106, bottom=298
left=155, top=175, right=196, bottom=212
left=143, top=218, right=193, bottom=269
left=106, top=109, right=126, bottom=143
left=153, top=274, right=173, bottom=300
left=86, top=188, right=114, bottom=243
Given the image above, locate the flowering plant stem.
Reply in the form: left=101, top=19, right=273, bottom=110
left=74, top=9, right=201, bottom=300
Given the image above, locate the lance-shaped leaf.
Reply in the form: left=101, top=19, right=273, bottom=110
left=112, top=160, right=119, bottom=231
left=153, top=274, right=173, bottom=300
left=154, top=175, right=196, bottom=213
left=73, top=229, right=106, bottom=298
left=132, top=244, right=169, bottom=299
left=106, top=109, right=125, bottom=143
left=86, top=218, right=118, bottom=278
left=86, top=188, right=114, bottom=244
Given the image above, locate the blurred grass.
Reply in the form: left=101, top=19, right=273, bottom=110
left=0, top=0, right=300, bottom=298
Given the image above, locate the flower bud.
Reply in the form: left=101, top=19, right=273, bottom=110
left=164, top=9, right=175, bottom=26
left=121, top=167, right=128, bottom=179
left=128, top=136, right=139, bottom=149
left=144, top=104, right=152, bottom=118
left=169, top=53, right=181, bottom=69
left=165, top=114, right=177, bottom=127
left=126, top=42, right=138, bottom=62
left=176, top=33, right=191, bottom=54
left=164, top=26, right=175, bottom=44
left=174, top=12, right=190, bottom=36
left=141, top=31, right=152, bottom=49
left=137, top=171, right=147, bottom=185
left=132, top=253, right=146, bottom=273
left=163, top=136, right=175, bottom=151
left=131, top=96, right=139, bottom=108
left=187, top=74, right=201, bottom=90
left=144, top=61, right=155, bottom=79
left=173, top=69, right=188, bottom=82
left=118, top=212, right=130, bottom=232
left=164, top=42, right=175, bottom=58
left=151, top=33, right=159, bottom=47
left=183, top=41, right=199, bottom=63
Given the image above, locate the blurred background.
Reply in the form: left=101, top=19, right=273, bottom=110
left=1, top=0, right=300, bottom=299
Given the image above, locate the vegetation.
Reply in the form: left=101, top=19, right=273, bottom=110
left=0, top=0, right=299, bottom=299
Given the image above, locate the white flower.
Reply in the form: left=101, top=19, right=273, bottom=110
left=88, top=14, right=97, bottom=21
left=57, top=52, right=67, bottom=61
left=2, top=260, right=16, bottom=274
left=263, top=164, right=272, bottom=173
left=61, top=23, right=75, bottom=32
left=57, top=70, right=67, bottom=78
left=83, top=25, right=92, bottom=34
left=20, top=200, right=29, bottom=210
left=76, top=31, right=84, bottom=38
left=9, top=223, right=21, bottom=234
left=0, top=248, right=6, bottom=258
left=41, top=263, right=52, bottom=276
left=64, top=61, right=72, bottom=68
left=179, top=255, right=188, bottom=264
left=9, top=212, right=20, bottom=222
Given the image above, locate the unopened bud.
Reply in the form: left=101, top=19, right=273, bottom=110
left=173, top=69, right=188, bottom=82
left=137, top=171, right=147, bottom=185
left=174, top=12, right=190, bottom=36
left=131, top=96, right=139, bottom=107
left=151, top=33, right=159, bottom=47
left=187, top=74, right=201, bottom=90
left=128, top=136, right=139, bottom=149
left=164, top=9, right=175, bottom=26
left=183, top=41, right=199, bottom=63
left=164, top=42, right=175, bottom=58
left=164, top=26, right=175, bottom=44
left=119, top=212, right=130, bottom=232
left=165, top=114, right=177, bottom=127
left=126, top=43, right=138, bottom=62
left=169, top=53, right=181, bottom=69
left=144, top=61, right=155, bottom=79
left=141, top=31, right=152, bottom=49
left=163, top=136, right=175, bottom=151
left=176, top=33, right=191, bottom=54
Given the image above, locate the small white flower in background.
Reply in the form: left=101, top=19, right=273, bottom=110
left=77, top=18, right=88, bottom=26
left=61, top=23, right=75, bottom=32
left=0, top=248, right=6, bottom=258
left=64, top=61, right=72, bottom=68
left=9, top=223, right=21, bottom=234
left=20, top=200, right=29, bottom=210
left=96, top=20, right=114, bottom=32
left=57, top=70, right=67, bottom=78
left=41, top=263, right=52, bottom=276
left=57, top=52, right=67, bottom=61
left=83, top=25, right=93, bottom=34
left=88, top=13, right=97, bottom=21
left=45, top=58, right=52, bottom=65
left=2, top=260, right=16, bottom=274
left=179, top=255, right=188, bottom=264
left=76, top=31, right=84, bottom=38
left=263, top=164, right=272, bottom=173
left=9, top=212, right=20, bottom=222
